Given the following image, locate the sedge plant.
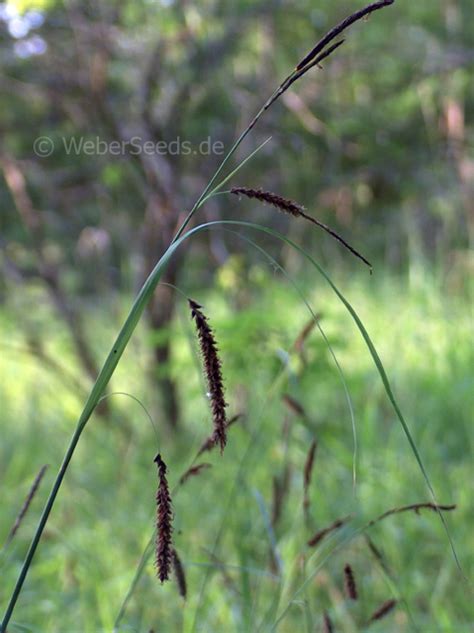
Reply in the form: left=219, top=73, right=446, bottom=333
left=1, top=1, right=461, bottom=629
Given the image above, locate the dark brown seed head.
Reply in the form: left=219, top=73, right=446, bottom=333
left=154, top=453, right=173, bottom=583
left=296, top=1, right=395, bottom=71
left=293, top=316, right=319, bottom=355
left=231, top=187, right=305, bottom=216
left=343, top=563, right=358, bottom=600
left=261, top=2, right=394, bottom=121
left=189, top=299, right=227, bottom=453
left=231, top=186, right=372, bottom=269
left=307, top=516, right=350, bottom=548
left=271, top=464, right=291, bottom=527
left=178, top=463, right=212, bottom=486
left=172, top=548, right=187, bottom=599
left=368, top=502, right=456, bottom=527
left=6, top=465, right=48, bottom=546
left=368, top=599, right=397, bottom=624
left=282, top=394, right=308, bottom=419
left=303, top=439, right=317, bottom=513
left=322, top=611, right=334, bottom=633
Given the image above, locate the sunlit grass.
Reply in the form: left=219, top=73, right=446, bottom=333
left=0, top=270, right=471, bottom=632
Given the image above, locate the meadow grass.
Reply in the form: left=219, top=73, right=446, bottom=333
left=0, top=269, right=471, bottom=632
left=0, top=5, right=416, bottom=630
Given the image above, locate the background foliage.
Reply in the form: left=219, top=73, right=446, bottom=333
left=0, top=1, right=472, bottom=631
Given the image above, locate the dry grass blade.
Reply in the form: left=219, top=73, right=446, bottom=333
left=178, top=463, right=212, bottom=486
left=5, top=465, right=48, bottom=546
left=343, top=563, right=358, bottom=600
left=154, top=454, right=173, bottom=583
left=307, top=516, right=351, bottom=547
left=231, top=187, right=372, bottom=269
left=296, top=1, right=395, bottom=70
left=189, top=299, right=227, bottom=452
left=367, top=599, right=397, bottom=624
left=303, top=439, right=317, bottom=514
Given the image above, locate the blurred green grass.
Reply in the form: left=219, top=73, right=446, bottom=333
left=0, top=268, right=472, bottom=632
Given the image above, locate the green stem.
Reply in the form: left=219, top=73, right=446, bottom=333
left=1, top=425, right=82, bottom=630
left=1, top=232, right=184, bottom=630
left=171, top=81, right=291, bottom=243
left=0, top=33, right=338, bottom=630
left=0, top=62, right=298, bottom=633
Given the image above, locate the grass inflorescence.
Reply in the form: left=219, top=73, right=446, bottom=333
left=4, top=465, right=48, bottom=547
left=189, top=299, right=228, bottom=453
left=322, top=611, right=334, bottom=633
left=303, top=439, right=317, bottom=515
left=172, top=549, right=187, bottom=599
left=154, top=453, right=173, bottom=583
left=343, top=563, right=358, bottom=601
left=231, top=187, right=372, bottom=269
left=3, top=2, right=465, bottom=632
left=367, top=598, right=398, bottom=624
left=307, top=517, right=351, bottom=548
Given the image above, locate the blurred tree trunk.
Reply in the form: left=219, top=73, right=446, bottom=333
left=142, top=193, right=183, bottom=430
left=0, top=0, right=288, bottom=432
left=1, top=156, right=110, bottom=417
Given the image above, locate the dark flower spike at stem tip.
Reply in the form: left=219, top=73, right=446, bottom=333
left=154, top=453, right=173, bottom=583
left=6, top=465, right=49, bottom=546
left=307, top=516, right=351, bottom=547
left=296, top=1, right=395, bottom=70
left=303, top=439, right=317, bottom=513
left=368, top=599, right=398, bottom=624
left=343, top=563, right=358, bottom=600
left=189, top=299, right=227, bottom=452
left=172, top=548, right=187, bottom=599
left=323, top=611, right=334, bottom=633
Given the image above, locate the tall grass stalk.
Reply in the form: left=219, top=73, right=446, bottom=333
left=5, top=3, right=437, bottom=630
left=113, top=232, right=355, bottom=630
left=112, top=225, right=456, bottom=630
